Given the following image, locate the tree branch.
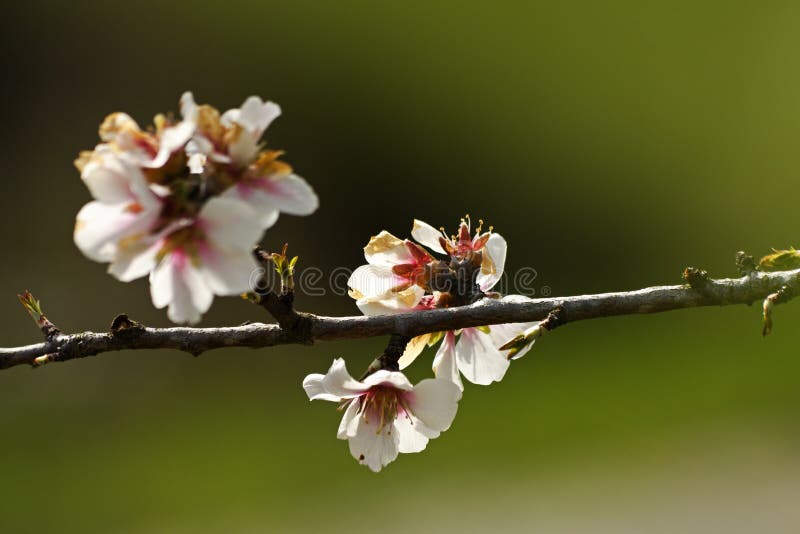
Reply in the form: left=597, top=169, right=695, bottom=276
left=2, top=267, right=798, bottom=371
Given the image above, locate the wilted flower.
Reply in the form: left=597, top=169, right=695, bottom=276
left=303, top=358, right=462, bottom=472
left=347, top=231, right=433, bottom=315
left=411, top=217, right=506, bottom=292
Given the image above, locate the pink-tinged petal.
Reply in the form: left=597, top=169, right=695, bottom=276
left=336, top=400, right=361, bottom=438
left=221, top=185, right=280, bottom=229
left=362, top=370, right=414, bottom=391
left=477, top=233, right=507, bottom=291
left=363, top=231, right=416, bottom=267
left=407, top=378, right=462, bottom=432
left=455, top=327, right=511, bottom=385
left=261, top=174, right=319, bottom=216
left=393, top=412, right=432, bottom=454
left=489, top=321, right=538, bottom=360
left=200, top=246, right=259, bottom=296
left=432, top=331, right=463, bottom=391
left=199, top=197, right=263, bottom=252
left=348, top=264, right=406, bottom=299
left=347, top=415, right=399, bottom=472
left=397, top=334, right=430, bottom=370
left=411, top=219, right=446, bottom=254
left=319, top=358, right=369, bottom=399
left=303, top=373, right=343, bottom=403
left=149, top=251, right=214, bottom=325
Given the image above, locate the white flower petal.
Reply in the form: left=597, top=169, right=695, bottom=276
left=408, top=378, right=462, bottom=432
left=354, top=285, right=425, bottom=316
left=148, top=120, right=195, bottom=169
left=74, top=201, right=157, bottom=263
left=200, top=246, right=259, bottom=295
left=179, top=91, right=198, bottom=122
left=222, top=185, right=281, bottom=229
left=362, top=370, right=414, bottom=391
left=347, top=415, right=399, bottom=472
left=477, top=233, right=507, bottom=291
left=455, top=327, right=511, bottom=385
left=228, top=133, right=260, bottom=167
left=262, top=174, right=319, bottom=216
left=393, top=412, right=432, bottom=454
left=336, top=400, right=361, bottom=438
left=227, top=96, right=282, bottom=135
left=81, top=147, right=140, bottom=203
left=149, top=251, right=213, bottom=325
left=411, top=219, right=446, bottom=254
left=320, top=358, right=369, bottom=399
left=303, top=373, right=343, bottom=403
left=199, top=197, right=263, bottom=252
left=107, top=236, right=160, bottom=282
left=432, top=331, right=463, bottom=391
left=348, top=264, right=405, bottom=299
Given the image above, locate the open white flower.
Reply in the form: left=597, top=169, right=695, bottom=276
left=148, top=197, right=262, bottom=324
left=303, top=358, right=462, bottom=472
left=74, top=146, right=163, bottom=272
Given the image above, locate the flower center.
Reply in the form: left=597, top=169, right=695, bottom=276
left=357, top=386, right=411, bottom=434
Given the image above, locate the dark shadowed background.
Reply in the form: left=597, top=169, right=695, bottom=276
left=3, top=1, right=800, bottom=532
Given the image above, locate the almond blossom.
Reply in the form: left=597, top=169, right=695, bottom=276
left=349, top=217, right=537, bottom=389
left=303, top=358, right=461, bottom=472
left=180, top=93, right=318, bottom=228
left=74, top=93, right=318, bottom=324
left=148, top=197, right=262, bottom=324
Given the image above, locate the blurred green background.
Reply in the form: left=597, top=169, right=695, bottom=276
left=3, top=1, right=800, bottom=532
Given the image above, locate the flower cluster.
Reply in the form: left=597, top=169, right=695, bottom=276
left=74, top=93, right=318, bottom=324
left=349, top=217, right=537, bottom=388
left=305, top=217, right=539, bottom=471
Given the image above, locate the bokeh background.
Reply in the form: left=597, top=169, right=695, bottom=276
left=3, top=1, right=800, bottom=532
